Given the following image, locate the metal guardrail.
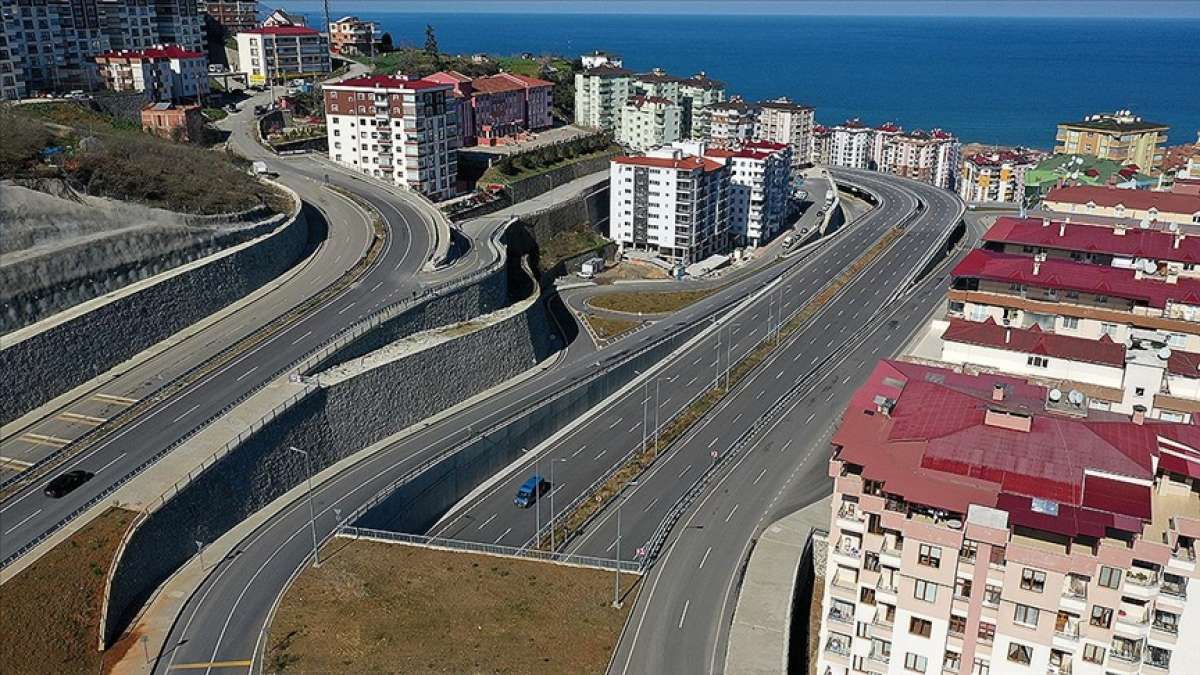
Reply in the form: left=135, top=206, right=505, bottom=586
left=338, top=526, right=641, bottom=573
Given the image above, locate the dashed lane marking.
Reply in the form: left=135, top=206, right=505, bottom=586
left=57, top=412, right=107, bottom=426
left=19, top=433, right=71, bottom=448
left=92, top=393, right=137, bottom=405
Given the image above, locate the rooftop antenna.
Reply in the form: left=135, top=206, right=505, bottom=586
left=323, top=0, right=332, bottom=42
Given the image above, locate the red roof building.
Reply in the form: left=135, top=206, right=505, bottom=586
left=1044, top=184, right=1200, bottom=227
left=983, top=216, right=1200, bottom=263
left=424, top=70, right=552, bottom=146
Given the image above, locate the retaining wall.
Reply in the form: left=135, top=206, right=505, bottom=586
left=101, top=261, right=556, bottom=645
left=504, top=154, right=616, bottom=204
left=0, top=189, right=313, bottom=425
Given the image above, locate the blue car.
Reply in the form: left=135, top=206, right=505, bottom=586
left=514, top=474, right=549, bottom=508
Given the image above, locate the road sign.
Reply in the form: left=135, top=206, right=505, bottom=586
left=710, top=450, right=718, bottom=459
left=636, top=546, right=645, bottom=558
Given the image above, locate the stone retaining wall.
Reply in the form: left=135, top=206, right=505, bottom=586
left=0, top=192, right=311, bottom=425
left=504, top=154, right=616, bottom=204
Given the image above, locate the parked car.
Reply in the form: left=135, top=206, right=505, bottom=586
left=513, top=474, right=549, bottom=508
left=44, top=469, right=94, bottom=498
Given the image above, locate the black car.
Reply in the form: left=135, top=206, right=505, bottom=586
left=43, top=470, right=93, bottom=498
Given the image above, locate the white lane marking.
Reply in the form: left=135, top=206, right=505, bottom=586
left=336, top=301, right=356, bottom=315
left=643, top=497, right=660, bottom=513
left=594, top=449, right=607, bottom=461
left=753, top=468, right=768, bottom=485
left=732, top=413, right=742, bottom=424
left=235, top=366, right=259, bottom=382
left=608, top=417, right=622, bottom=430
left=493, top=527, right=512, bottom=544
left=678, top=464, right=692, bottom=479
left=170, top=404, right=200, bottom=424
left=805, top=412, right=816, bottom=424
left=3, top=508, right=42, bottom=535
left=687, top=376, right=698, bottom=387
left=369, top=281, right=382, bottom=292
left=776, top=370, right=785, bottom=379
left=725, top=504, right=740, bottom=522
left=698, top=546, right=712, bottom=569
left=678, top=600, right=690, bottom=629
left=570, top=446, right=585, bottom=459
left=291, top=330, right=312, bottom=345
left=93, top=452, right=128, bottom=475
left=477, top=513, right=497, bottom=530
left=628, top=422, right=640, bottom=433
left=708, top=437, right=719, bottom=449
left=755, top=390, right=765, bottom=400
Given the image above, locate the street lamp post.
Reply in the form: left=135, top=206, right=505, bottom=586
left=535, top=457, right=541, bottom=545
left=613, top=497, right=622, bottom=607
left=195, top=540, right=205, bottom=569
left=654, top=378, right=661, bottom=455
left=289, top=446, right=320, bottom=568
left=641, top=380, right=649, bottom=452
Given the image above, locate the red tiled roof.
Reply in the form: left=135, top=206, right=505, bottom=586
left=467, top=74, right=525, bottom=94
left=951, top=248, right=1200, bottom=309
left=1168, top=349, right=1200, bottom=378
left=983, top=216, right=1200, bottom=264
left=626, top=95, right=675, bottom=108
left=832, top=360, right=1200, bottom=538
left=943, top=318, right=1125, bottom=367
left=742, top=140, right=788, bottom=152
left=498, top=72, right=553, bottom=88
left=241, top=25, right=321, bottom=36
left=612, top=154, right=724, bottom=172
left=425, top=70, right=472, bottom=84
left=97, top=45, right=205, bottom=60
left=1045, top=185, right=1200, bottom=215
left=876, top=122, right=901, bottom=133
left=331, top=75, right=446, bottom=91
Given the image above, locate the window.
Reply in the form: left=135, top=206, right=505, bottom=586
left=1020, top=568, right=1046, bottom=592
left=1135, top=387, right=1146, bottom=396
left=983, top=584, right=1002, bottom=606
left=1014, top=603, right=1040, bottom=627
left=1061, top=316, right=1079, bottom=329
left=910, top=616, right=933, bottom=637
left=1167, top=332, right=1189, bottom=347
left=914, top=579, right=937, bottom=602
left=1090, top=604, right=1113, bottom=628
left=1007, top=643, right=1033, bottom=665
left=949, top=614, right=966, bottom=636
left=1098, top=565, right=1121, bottom=589
left=905, top=653, right=928, bottom=672
left=1096, top=295, right=1110, bottom=304
left=860, top=586, right=876, bottom=606
left=944, top=650, right=961, bottom=672
left=918, top=544, right=942, bottom=568
left=977, top=621, right=995, bottom=643
left=869, top=637, right=891, bottom=662
left=972, top=658, right=989, bottom=675
left=954, top=577, right=972, bottom=599
left=1027, top=355, right=1049, bottom=368
left=958, top=539, right=978, bottom=563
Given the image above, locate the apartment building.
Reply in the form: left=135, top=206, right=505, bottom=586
left=197, top=0, right=256, bottom=34
left=617, top=95, right=682, bottom=152
left=880, top=128, right=960, bottom=190
left=2, top=0, right=110, bottom=98
left=426, top=70, right=552, bottom=147
left=697, top=98, right=758, bottom=149
left=94, top=43, right=207, bottom=101
left=150, top=0, right=201, bottom=51
left=1056, top=111, right=1170, bottom=175
left=236, top=25, right=329, bottom=86
left=261, top=8, right=304, bottom=27
left=817, top=358, right=1200, bottom=675
left=140, top=100, right=202, bottom=141
left=830, top=118, right=873, bottom=169
left=573, top=63, right=631, bottom=132
left=580, top=50, right=621, bottom=69
left=810, top=124, right=832, bottom=166
left=755, top=97, right=815, bottom=168
left=1043, top=185, right=1200, bottom=228
left=328, top=15, right=379, bottom=57
left=324, top=74, right=458, bottom=200
left=100, top=0, right=159, bottom=51
left=608, top=148, right=729, bottom=264
left=704, top=140, right=793, bottom=247
left=677, top=72, right=724, bottom=139
left=960, top=150, right=1043, bottom=204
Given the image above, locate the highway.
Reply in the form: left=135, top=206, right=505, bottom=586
left=148, top=171, right=939, bottom=674
left=0, top=82, right=455, bottom=570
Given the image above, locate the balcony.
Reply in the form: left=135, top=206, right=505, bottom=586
left=828, top=606, right=854, bottom=625
left=824, top=634, right=851, bottom=658
left=1161, top=577, right=1187, bottom=600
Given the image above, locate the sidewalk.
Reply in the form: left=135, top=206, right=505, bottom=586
left=724, top=495, right=831, bottom=675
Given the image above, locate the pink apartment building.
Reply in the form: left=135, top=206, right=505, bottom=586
left=817, top=359, right=1200, bottom=675
left=425, top=70, right=553, bottom=146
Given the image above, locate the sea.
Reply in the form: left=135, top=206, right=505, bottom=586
left=281, top=4, right=1200, bottom=148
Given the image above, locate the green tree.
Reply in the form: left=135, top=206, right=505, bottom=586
left=380, top=32, right=394, bottom=53
left=424, top=24, right=439, bottom=59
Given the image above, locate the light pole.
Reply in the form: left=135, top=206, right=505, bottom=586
left=550, top=458, right=567, bottom=552
left=194, top=540, right=205, bottom=569
left=641, top=379, right=649, bottom=452
left=654, top=378, right=661, bottom=455
left=612, top=481, right=637, bottom=608
left=289, top=446, right=320, bottom=568
left=535, top=456, right=541, bottom=546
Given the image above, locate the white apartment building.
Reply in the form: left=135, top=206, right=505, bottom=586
left=608, top=148, right=730, bottom=264
left=698, top=98, right=758, bottom=149
left=879, top=128, right=960, bottom=190
left=236, top=25, right=329, bottom=86
left=617, top=95, right=681, bottom=152
left=151, top=0, right=203, bottom=51
left=324, top=74, right=458, bottom=201
left=830, top=119, right=873, bottom=169
left=810, top=124, right=833, bottom=166
left=94, top=43, right=208, bottom=101
left=632, top=68, right=679, bottom=102
left=960, top=150, right=1043, bottom=204
left=678, top=72, right=725, bottom=139
left=756, top=97, right=815, bottom=167
left=705, top=140, right=793, bottom=247
left=574, top=63, right=631, bottom=133
left=580, top=50, right=621, bottom=69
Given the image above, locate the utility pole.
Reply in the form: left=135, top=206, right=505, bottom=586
left=726, top=323, right=733, bottom=390
left=612, top=499, right=621, bottom=607
left=535, top=457, right=541, bottom=546
left=323, top=0, right=332, bottom=45
left=550, top=459, right=556, bottom=552
left=654, top=378, right=661, bottom=455
left=641, top=380, right=649, bottom=452
left=290, top=446, right=320, bottom=567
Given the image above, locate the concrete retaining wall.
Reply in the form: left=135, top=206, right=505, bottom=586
left=101, top=262, right=555, bottom=646
left=0, top=191, right=313, bottom=426
left=504, top=154, right=616, bottom=204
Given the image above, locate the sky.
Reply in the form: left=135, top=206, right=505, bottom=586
left=286, top=1, right=1200, bottom=18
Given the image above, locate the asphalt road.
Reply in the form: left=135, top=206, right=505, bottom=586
left=150, top=171, right=935, bottom=674
left=0, top=82, right=454, bottom=569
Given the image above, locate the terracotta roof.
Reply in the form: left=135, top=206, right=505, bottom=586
left=951, top=248, right=1200, bottom=309
left=330, top=75, right=446, bottom=91
left=943, top=317, right=1126, bottom=367
left=612, top=154, right=724, bottom=172
left=635, top=70, right=683, bottom=84
left=467, top=74, right=525, bottom=94
left=983, top=216, right=1200, bottom=263
left=876, top=122, right=902, bottom=133
left=97, top=45, right=204, bottom=60
left=1045, top=185, right=1200, bottom=215
left=425, top=70, right=473, bottom=84
left=240, top=25, right=321, bottom=36
left=682, top=72, right=724, bottom=90
left=833, top=360, right=1200, bottom=538
left=499, top=72, right=553, bottom=88
left=742, top=140, right=788, bottom=152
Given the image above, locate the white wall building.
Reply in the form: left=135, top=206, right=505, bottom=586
left=580, top=50, right=622, bottom=69
left=236, top=25, right=329, bottom=86
left=756, top=97, right=815, bottom=167
left=830, top=119, right=873, bottom=169
left=324, top=74, right=458, bottom=201
left=574, top=63, right=631, bottom=133
left=608, top=149, right=729, bottom=264
left=617, top=95, right=681, bottom=152
left=94, top=44, right=208, bottom=101
left=705, top=140, right=793, bottom=247
left=698, top=98, right=758, bottom=149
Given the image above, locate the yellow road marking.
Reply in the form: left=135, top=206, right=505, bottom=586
left=169, top=661, right=253, bottom=670
left=58, top=412, right=108, bottom=426
left=0, top=455, right=33, bottom=470
left=92, top=393, right=138, bottom=405
left=19, top=433, right=71, bottom=448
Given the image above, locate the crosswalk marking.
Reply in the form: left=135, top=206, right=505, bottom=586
left=19, top=433, right=71, bottom=448
left=58, top=412, right=107, bottom=426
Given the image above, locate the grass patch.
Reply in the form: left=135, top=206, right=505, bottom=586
left=202, top=107, right=228, bottom=121
left=0, top=507, right=135, bottom=675
left=266, top=539, right=634, bottom=674
left=589, top=288, right=717, bottom=315
left=539, top=226, right=608, bottom=272
left=584, top=314, right=641, bottom=340
left=479, top=142, right=619, bottom=187
left=366, top=48, right=497, bottom=78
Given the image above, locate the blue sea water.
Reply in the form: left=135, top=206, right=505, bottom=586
left=283, top=5, right=1200, bottom=148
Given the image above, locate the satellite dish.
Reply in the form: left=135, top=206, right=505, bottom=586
left=1068, top=389, right=1085, bottom=406
left=1049, top=388, right=1063, bottom=402
left=1169, top=222, right=1180, bottom=232
left=1159, top=347, right=1173, bottom=361
left=1140, top=259, right=1157, bottom=273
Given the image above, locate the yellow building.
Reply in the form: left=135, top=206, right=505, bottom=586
left=1055, top=110, right=1169, bottom=174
